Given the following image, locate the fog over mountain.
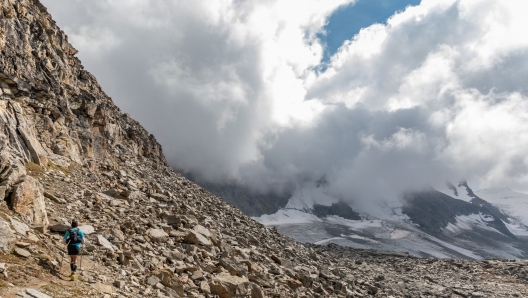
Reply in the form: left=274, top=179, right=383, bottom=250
left=41, top=0, right=528, bottom=210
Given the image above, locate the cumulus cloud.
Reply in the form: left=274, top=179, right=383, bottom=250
left=41, top=0, right=528, bottom=211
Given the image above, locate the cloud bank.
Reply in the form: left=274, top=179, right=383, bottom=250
left=42, top=0, right=528, bottom=210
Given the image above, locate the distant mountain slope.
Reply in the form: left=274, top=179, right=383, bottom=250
left=401, top=188, right=516, bottom=239
left=255, top=183, right=528, bottom=260
left=194, top=180, right=291, bottom=216
left=476, top=187, right=528, bottom=237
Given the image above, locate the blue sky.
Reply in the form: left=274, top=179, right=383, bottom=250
left=320, top=0, right=421, bottom=62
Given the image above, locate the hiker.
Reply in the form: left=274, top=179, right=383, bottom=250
left=63, top=220, right=85, bottom=280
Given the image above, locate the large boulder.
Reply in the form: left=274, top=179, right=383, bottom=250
left=10, top=176, right=48, bottom=227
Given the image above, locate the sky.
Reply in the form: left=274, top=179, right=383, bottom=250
left=320, top=0, right=421, bottom=62
left=41, top=0, right=528, bottom=211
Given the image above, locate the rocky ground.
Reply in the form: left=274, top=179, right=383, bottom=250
left=1, top=154, right=528, bottom=298
left=0, top=0, right=527, bottom=297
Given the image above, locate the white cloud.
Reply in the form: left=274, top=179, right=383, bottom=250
left=41, top=0, right=528, bottom=207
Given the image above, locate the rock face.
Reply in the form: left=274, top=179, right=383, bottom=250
left=10, top=176, right=48, bottom=226
left=0, top=1, right=525, bottom=298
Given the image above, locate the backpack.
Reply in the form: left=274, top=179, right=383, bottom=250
left=68, top=228, right=82, bottom=244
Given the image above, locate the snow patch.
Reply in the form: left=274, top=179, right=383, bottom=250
left=390, top=229, right=411, bottom=239
left=314, top=237, right=346, bottom=245
left=423, top=235, right=482, bottom=260
left=254, top=209, right=321, bottom=226
left=324, top=216, right=383, bottom=229
left=444, top=213, right=498, bottom=234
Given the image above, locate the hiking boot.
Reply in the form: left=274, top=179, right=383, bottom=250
left=70, top=274, right=76, bottom=281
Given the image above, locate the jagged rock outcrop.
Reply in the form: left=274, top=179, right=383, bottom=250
left=0, top=0, right=165, bottom=232
left=0, top=1, right=526, bottom=298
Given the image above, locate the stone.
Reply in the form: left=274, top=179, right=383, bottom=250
left=210, top=273, right=252, bottom=298
left=9, top=217, right=30, bottom=235
left=26, top=233, right=39, bottom=242
left=220, top=258, right=248, bottom=276
left=113, top=280, right=125, bottom=289
left=163, top=214, right=198, bottom=227
left=287, top=279, right=303, bottom=289
left=10, top=176, right=49, bottom=227
left=0, top=263, right=6, bottom=277
left=169, top=230, right=187, bottom=238
left=15, top=242, right=30, bottom=248
left=193, top=224, right=211, bottom=238
left=184, top=230, right=212, bottom=247
left=191, top=270, right=204, bottom=281
left=200, top=281, right=211, bottom=295
left=14, top=247, right=31, bottom=258
left=25, top=288, right=53, bottom=298
left=251, top=285, right=266, bottom=298
left=145, top=275, right=160, bottom=286
left=0, top=219, right=15, bottom=253
left=92, top=282, right=114, bottom=294
left=149, top=193, right=169, bottom=202
left=123, top=190, right=144, bottom=200
left=110, top=228, right=125, bottom=241
left=147, top=228, right=169, bottom=243
left=32, top=224, right=47, bottom=234
left=78, top=225, right=95, bottom=235
left=49, top=223, right=70, bottom=233
left=153, top=269, right=184, bottom=296
left=43, top=192, right=67, bottom=204
left=97, top=235, right=115, bottom=251
left=103, top=189, right=128, bottom=200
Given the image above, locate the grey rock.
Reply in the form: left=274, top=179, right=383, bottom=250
left=9, top=217, right=30, bottom=235
left=25, top=289, right=52, bottom=298
left=14, top=247, right=31, bottom=258
left=0, top=219, right=15, bottom=253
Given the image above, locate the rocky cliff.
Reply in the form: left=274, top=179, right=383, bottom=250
left=0, top=1, right=527, bottom=297
left=0, top=0, right=165, bottom=227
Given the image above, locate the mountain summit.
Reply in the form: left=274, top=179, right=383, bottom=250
left=0, top=1, right=527, bottom=297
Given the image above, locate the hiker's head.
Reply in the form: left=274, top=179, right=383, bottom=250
left=71, top=220, right=78, bottom=228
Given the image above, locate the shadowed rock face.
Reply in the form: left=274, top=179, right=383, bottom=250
left=197, top=180, right=291, bottom=217
left=312, top=201, right=361, bottom=220
left=401, top=189, right=516, bottom=239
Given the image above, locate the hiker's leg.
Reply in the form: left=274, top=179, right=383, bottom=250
left=67, top=246, right=80, bottom=274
